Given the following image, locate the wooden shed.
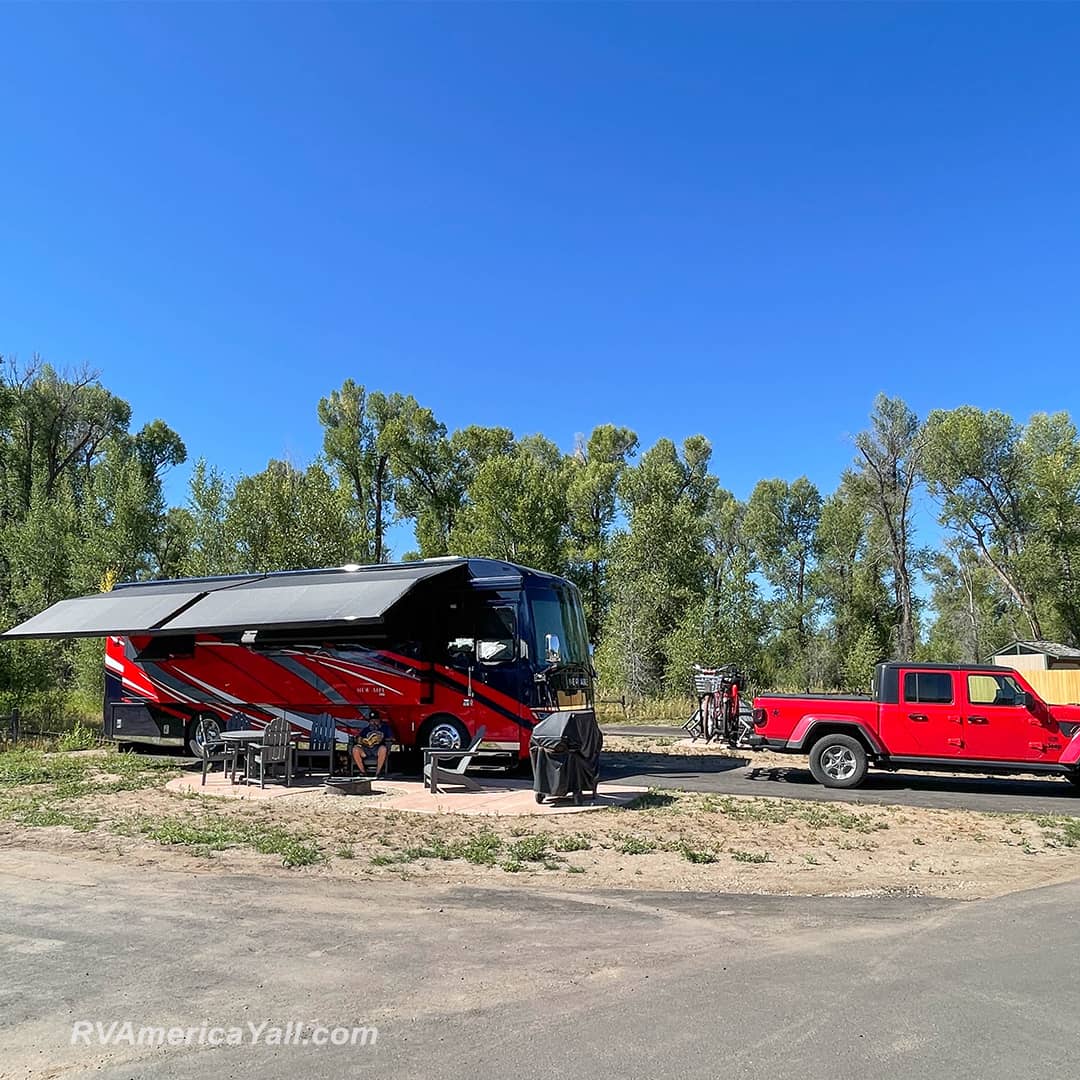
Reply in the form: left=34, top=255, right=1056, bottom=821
left=989, top=640, right=1080, bottom=672
left=988, top=641, right=1080, bottom=704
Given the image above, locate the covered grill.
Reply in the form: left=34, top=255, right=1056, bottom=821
left=529, top=711, right=603, bottom=805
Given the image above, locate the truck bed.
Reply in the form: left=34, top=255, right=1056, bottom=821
left=755, top=692, right=872, bottom=701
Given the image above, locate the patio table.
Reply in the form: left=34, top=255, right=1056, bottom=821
left=221, top=729, right=269, bottom=783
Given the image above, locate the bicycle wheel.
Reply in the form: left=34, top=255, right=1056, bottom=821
left=700, top=694, right=715, bottom=742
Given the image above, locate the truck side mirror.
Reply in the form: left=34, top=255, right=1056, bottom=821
left=1020, top=690, right=1034, bottom=709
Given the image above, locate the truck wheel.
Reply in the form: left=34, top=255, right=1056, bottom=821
left=809, top=734, right=868, bottom=789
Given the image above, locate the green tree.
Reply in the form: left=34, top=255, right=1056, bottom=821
left=225, top=459, right=358, bottom=572
left=921, top=406, right=1080, bottom=642
left=564, top=425, right=638, bottom=640
left=812, top=484, right=892, bottom=690
left=851, top=394, right=922, bottom=660
left=599, top=436, right=716, bottom=696
left=448, top=435, right=568, bottom=571
left=743, top=477, right=822, bottom=688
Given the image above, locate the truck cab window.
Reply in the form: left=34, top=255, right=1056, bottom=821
left=968, top=673, right=1025, bottom=707
left=903, top=671, right=954, bottom=705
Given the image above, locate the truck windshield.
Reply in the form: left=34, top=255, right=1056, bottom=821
left=528, top=587, right=588, bottom=666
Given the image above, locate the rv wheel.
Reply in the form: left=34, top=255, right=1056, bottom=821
left=535, top=792, right=545, bottom=804
left=186, top=714, right=221, bottom=758
left=419, top=715, right=469, bottom=753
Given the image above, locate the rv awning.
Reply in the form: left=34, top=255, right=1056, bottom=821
left=1, top=560, right=468, bottom=640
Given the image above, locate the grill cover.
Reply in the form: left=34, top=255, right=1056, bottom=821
left=529, top=711, right=603, bottom=801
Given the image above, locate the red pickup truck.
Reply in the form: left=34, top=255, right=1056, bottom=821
left=748, top=663, right=1080, bottom=789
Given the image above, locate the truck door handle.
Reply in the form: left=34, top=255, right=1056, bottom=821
left=908, top=713, right=928, bottom=722
left=967, top=715, right=988, bottom=725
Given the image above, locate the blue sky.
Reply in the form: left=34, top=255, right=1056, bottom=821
left=2, top=3, right=1079, bottom=557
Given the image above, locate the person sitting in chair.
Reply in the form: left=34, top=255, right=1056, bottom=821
left=350, top=714, right=394, bottom=778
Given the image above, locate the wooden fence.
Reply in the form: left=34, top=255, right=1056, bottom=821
left=1021, top=670, right=1080, bottom=705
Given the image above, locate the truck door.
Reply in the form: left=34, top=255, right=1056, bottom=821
left=962, top=672, right=1062, bottom=763
left=881, top=669, right=963, bottom=757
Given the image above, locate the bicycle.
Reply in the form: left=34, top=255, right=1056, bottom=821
left=686, top=664, right=746, bottom=744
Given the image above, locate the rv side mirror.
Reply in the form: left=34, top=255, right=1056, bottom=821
left=545, top=633, right=561, bottom=663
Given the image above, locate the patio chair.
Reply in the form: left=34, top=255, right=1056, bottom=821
left=197, top=716, right=229, bottom=786
left=423, top=726, right=503, bottom=793
left=244, top=716, right=293, bottom=788
left=295, top=712, right=336, bottom=778
left=224, top=712, right=249, bottom=782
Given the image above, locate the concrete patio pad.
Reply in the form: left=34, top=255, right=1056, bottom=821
left=166, top=769, right=648, bottom=815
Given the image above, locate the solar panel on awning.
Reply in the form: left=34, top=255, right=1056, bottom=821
left=0, top=561, right=467, bottom=640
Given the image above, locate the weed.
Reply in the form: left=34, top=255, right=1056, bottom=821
left=133, top=816, right=322, bottom=868
left=502, top=859, right=524, bottom=873
left=629, top=790, right=678, bottom=810
left=679, top=845, right=718, bottom=864
left=553, top=833, right=591, bottom=853
left=617, top=835, right=656, bottom=855
left=57, top=724, right=100, bottom=752
left=508, top=835, right=551, bottom=862
left=12, top=803, right=98, bottom=832
left=456, top=830, right=503, bottom=865
left=730, top=849, right=771, bottom=864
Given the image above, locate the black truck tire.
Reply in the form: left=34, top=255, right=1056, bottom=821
left=808, top=733, right=869, bottom=789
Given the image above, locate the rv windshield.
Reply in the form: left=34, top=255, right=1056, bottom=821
left=528, top=586, right=589, bottom=666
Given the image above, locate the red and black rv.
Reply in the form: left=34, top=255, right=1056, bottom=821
left=2, top=558, right=594, bottom=762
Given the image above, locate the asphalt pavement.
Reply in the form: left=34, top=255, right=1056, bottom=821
left=2, top=850, right=1078, bottom=1079
left=601, top=725, right=1080, bottom=815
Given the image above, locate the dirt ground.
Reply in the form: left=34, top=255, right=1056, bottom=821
left=3, top=748, right=1080, bottom=901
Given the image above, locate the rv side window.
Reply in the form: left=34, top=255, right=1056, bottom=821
left=476, top=606, right=516, bottom=663
left=447, top=605, right=517, bottom=665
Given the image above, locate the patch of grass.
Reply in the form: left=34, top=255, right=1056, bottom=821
left=456, top=830, right=503, bottom=865
left=730, top=849, right=771, bottom=864
left=628, top=790, right=678, bottom=810
left=501, top=859, right=525, bottom=873
left=10, top=801, right=98, bottom=832
left=1035, top=815, right=1080, bottom=848
left=679, top=844, right=718, bottom=864
left=336, top=846, right=355, bottom=859
left=617, top=835, right=656, bottom=855
left=0, top=750, right=89, bottom=786
left=553, top=833, right=591, bottom=853
left=371, top=852, right=412, bottom=866
left=57, top=724, right=100, bottom=752
left=134, top=816, right=323, bottom=868
left=566, top=864, right=586, bottom=874
left=508, top=835, right=551, bottom=862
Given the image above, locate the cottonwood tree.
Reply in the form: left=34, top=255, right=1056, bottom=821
left=921, top=406, right=1080, bottom=642
left=564, top=425, right=638, bottom=640
left=850, top=394, right=922, bottom=660
left=743, top=476, right=822, bottom=688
